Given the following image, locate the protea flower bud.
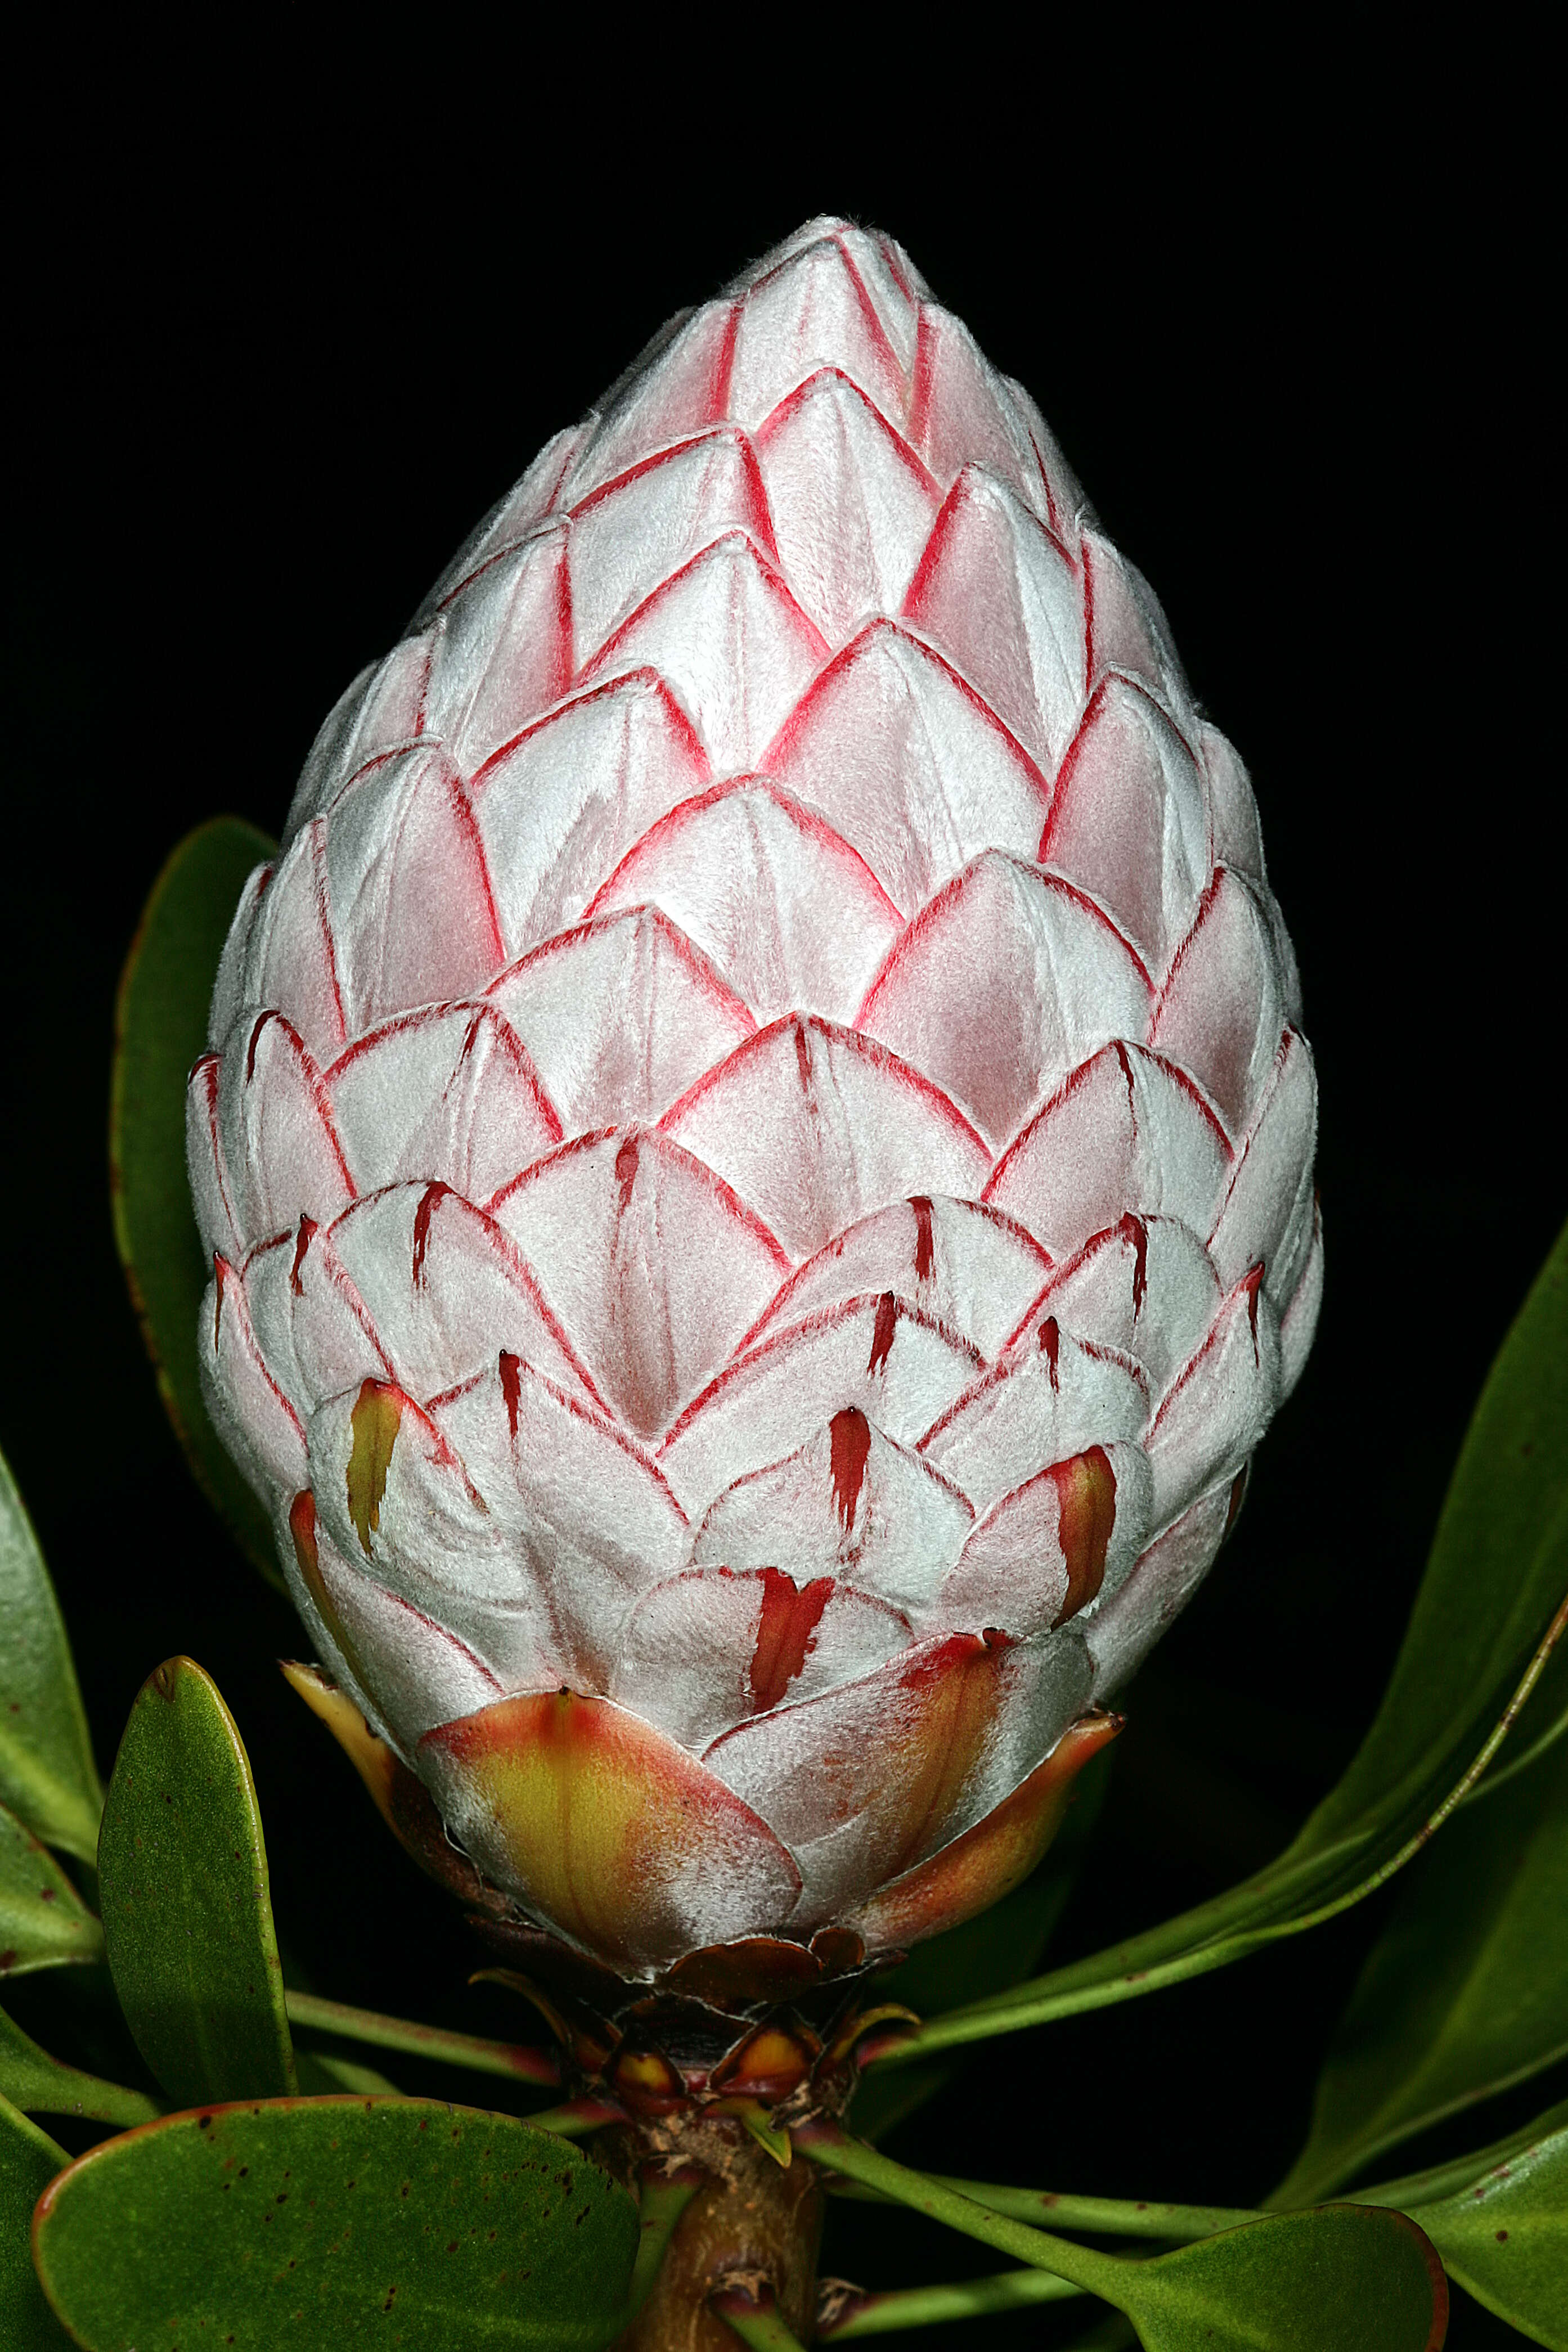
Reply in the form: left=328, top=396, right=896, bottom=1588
left=189, top=217, right=1319, bottom=1990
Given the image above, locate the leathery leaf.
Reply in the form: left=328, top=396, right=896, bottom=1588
left=1365, top=2103, right=1568, bottom=2350
left=97, top=1655, right=296, bottom=2103
left=1278, top=1707, right=1568, bottom=2203
left=32, top=2096, right=639, bottom=2351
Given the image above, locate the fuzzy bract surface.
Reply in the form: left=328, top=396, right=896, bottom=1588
left=189, top=218, right=1320, bottom=1978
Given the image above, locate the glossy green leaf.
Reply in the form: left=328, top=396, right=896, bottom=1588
left=878, top=1217, right=1568, bottom=2063
left=33, top=2095, right=639, bottom=2350
left=0, top=1801, right=102, bottom=1980
left=1401, top=2112, right=1567, bottom=2350
left=0, top=1449, right=101, bottom=1862
left=110, top=816, right=281, bottom=1585
left=1, top=2091, right=68, bottom=2349
left=1279, top=1712, right=1568, bottom=2202
left=799, top=2127, right=1446, bottom=2352
left=1360, top=2098, right=1568, bottom=2212
left=1116, top=2209, right=1449, bottom=2352
left=1, top=2004, right=162, bottom=2128
left=97, top=1655, right=296, bottom=2103
left=1468, top=1618, right=1568, bottom=1802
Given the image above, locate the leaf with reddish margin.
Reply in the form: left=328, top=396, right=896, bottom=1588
left=1363, top=2103, right=1568, bottom=2350
left=31, top=2097, right=637, bottom=2352
left=1117, top=2208, right=1448, bottom=2352
left=111, top=818, right=282, bottom=1586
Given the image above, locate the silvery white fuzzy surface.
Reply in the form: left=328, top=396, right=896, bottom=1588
left=189, top=217, right=1319, bottom=1963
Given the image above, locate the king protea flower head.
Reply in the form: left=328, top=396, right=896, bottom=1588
left=188, top=217, right=1319, bottom=1990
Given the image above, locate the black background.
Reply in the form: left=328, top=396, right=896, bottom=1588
left=3, top=46, right=1554, bottom=2349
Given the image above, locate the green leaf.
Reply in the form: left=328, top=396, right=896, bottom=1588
left=1360, top=2098, right=1568, bottom=2211
left=97, top=1655, right=296, bottom=2103
left=1468, top=1619, right=1568, bottom=1802
left=0, top=1448, right=101, bottom=1862
left=1, top=2004, right=163, bottom=2129
left=0, top=1801, right=102, bottom=1980
left=0, top=2091, right=69, bottom=2350
left=1115, top=2209, right=1449, bottom=2352
left=33, top=2095, right=639, bottom=2350
left=1278, top=1709, right=1568, bottom=2203
left=110, top=816, right=281, bottom=1586
left=798, top=2127, right=1447, bottom=2352
left=1401, top=2112, right=1567, bottom=2351
left=879, top=1217, right=1568, bottom=2062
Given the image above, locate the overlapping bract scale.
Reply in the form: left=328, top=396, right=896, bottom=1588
left=192, top=216, right=1319, bottom=1977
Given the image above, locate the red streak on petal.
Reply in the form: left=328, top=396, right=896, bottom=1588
left=711, top=303, right=740, bottom=419
left=829, top=1407, right=871, bottom=1532
left=289, top=1488, right=319, bottom=1577
left=614, top=1135, right=639, bottom=1215
left=1054, top=1448, right=1117, bottom=1625
left=411, top=1184, right=448, bottom=1289
left=498, top=1349, right=522, bottom=1442
left=1245, top=1263, right=1263, bottom=1364
left=794, top=1019, right=812, bottom=1093
left=1128, top=1214, right=1147, bottom=1318
left=1081, top=524, right=1097, bottom=677
left=246, top=1013, right=268, bottom=1084
left=748, top=1569, right=834, bottom=1714
left=910, top=1195, right=936, bottom=1282
left=1039, top=1314, right=1061, bottom=1391
left=290, top=1216, right=317, bottom=1297
left=1113, top=1040, right=1138, bottom=1139
left=868, top=1290, right=898, bottom=1377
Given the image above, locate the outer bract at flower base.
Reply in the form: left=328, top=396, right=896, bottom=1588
left=191, top=217, right=1319, bottom=1993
